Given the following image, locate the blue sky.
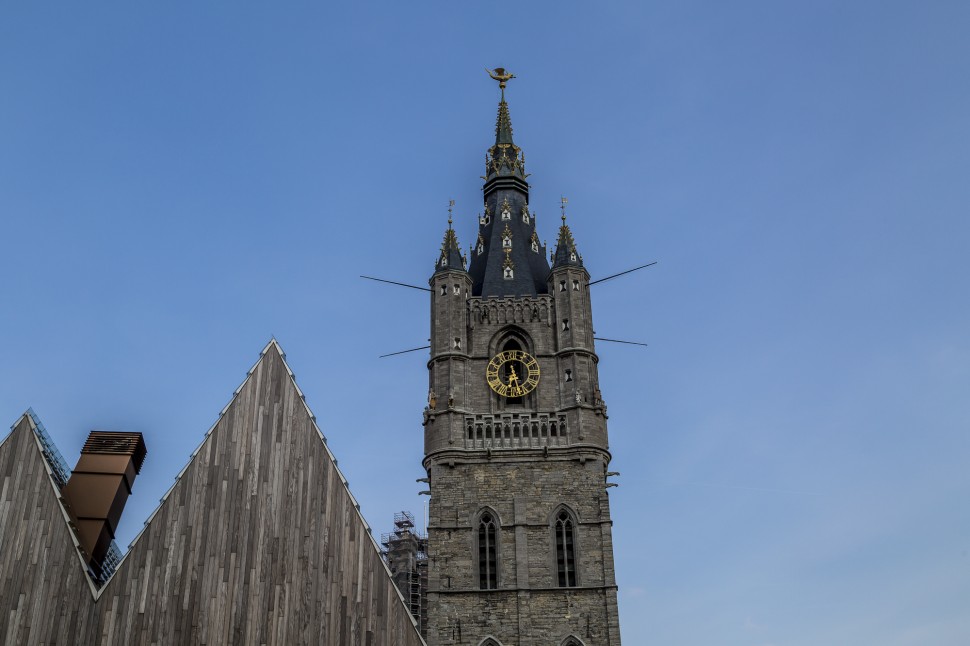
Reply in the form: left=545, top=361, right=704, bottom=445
left=2, top=2, right=969, bottom=644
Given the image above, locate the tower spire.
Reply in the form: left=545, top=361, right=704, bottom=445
left=495, top=97, right=515, bottom=146
left=435, top=199, right=466, bottom=273
left=483, top=68, right=527, bottom=186
left=469, top=68, right=549, bottom=297
left=553, top=196, right=583, bottom=268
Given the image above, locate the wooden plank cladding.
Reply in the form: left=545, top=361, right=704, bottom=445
left=0, top=342, right=425, bottom=645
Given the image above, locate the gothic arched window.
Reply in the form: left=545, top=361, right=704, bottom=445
left=478, top=512, right=498, bottom=589
left=555, top=509, right=577, bottom=587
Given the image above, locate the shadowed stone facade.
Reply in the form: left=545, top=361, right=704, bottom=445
left=423, top=78, right=621, bottom=646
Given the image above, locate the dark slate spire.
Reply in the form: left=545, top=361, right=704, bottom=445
left=494, top=96, right=515, bottom=147
left=483, top=99, right=527, bottom=183
left=482, top=68, right=529, bottom=197
left=435, top=202, right=467, bottom=273
left=552, top=199, right=584, bottom=269
left=469, top=69, right=550, bottom=297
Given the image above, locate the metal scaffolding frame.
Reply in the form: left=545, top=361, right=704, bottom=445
left=381, top=511, right=428, bottom=637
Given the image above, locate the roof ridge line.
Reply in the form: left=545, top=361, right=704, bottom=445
left=268, top=343, right=422, bottom=636
left=2, top=343, right=425, bottom=639
left=118, top=340, right=287, bottom=584
left=17, top=411, right=103, bottom=599
left=102, top=340, right=423, bottom=637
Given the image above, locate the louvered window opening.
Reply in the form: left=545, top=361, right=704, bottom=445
left=556, top=510, right=577, bottom=587
left=478, top=513, right=498, bottom=589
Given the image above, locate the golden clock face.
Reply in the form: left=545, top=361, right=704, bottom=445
left=486, top=350, right=540, bottom=398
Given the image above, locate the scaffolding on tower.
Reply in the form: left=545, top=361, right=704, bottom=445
left=381, top=511, right=428, bottom=638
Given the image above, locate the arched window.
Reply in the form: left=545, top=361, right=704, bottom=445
left=555, top=509, right=577, bottom=587
left=560, top=637, right=585, bottom=646
left=478, top=512, right=498, bottom=589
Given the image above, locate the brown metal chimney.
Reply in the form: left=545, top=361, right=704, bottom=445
left=61, top=431, right=147, bottom=579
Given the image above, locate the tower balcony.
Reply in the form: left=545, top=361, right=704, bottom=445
left=463, top=412, right=568, bottom=450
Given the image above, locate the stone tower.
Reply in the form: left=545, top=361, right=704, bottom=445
left=423, top=73, right=622, bottom=646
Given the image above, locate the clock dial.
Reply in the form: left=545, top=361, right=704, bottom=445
left=486, top=350, right=540, bottom=398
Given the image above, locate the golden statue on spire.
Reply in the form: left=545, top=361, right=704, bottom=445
left=486, top=67, right=515, bottom=92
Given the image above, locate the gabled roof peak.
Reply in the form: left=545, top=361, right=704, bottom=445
left=0, top=343, right=425, bottom=642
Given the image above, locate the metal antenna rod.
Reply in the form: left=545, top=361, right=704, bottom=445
left=588, top=261, right=658, bottom=286
left=360, top=275, right=431, bottom=292
left=594, top=337, right=649, bottom=347
left=379, top=345, right=431, bottom=358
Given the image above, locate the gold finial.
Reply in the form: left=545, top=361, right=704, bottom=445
left=561, top=196, right=568, bottom=223
left=486, top=67, right=515, bottom=99
left=448, top=199, right=455, bottom=228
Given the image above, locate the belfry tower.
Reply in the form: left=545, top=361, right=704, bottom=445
left=422, top=70, right=622, bottom=645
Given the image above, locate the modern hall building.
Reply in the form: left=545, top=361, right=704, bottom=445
left=0, top=342, right=425, bottom=645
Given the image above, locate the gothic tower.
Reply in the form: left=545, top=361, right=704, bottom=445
left=422, top=72, right=622, bottom=646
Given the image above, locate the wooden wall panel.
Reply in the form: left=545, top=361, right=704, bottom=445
left=0, top=343, right=425, bottom=645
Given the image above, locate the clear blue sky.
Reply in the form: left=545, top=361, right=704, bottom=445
left=2, top=2, right=968, bottom=644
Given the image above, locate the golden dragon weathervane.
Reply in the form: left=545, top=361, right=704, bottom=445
left=486, top=67, right=515, bottom=99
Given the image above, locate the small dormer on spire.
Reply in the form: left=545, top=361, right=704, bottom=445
left=553, top=197, right=584, bottom=268
left=435, top=200, right=467, bottom=273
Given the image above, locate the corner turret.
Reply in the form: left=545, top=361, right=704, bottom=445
left=434, top=204, right=467, bottom=273
left=552, top=200, right=584, bottom=269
